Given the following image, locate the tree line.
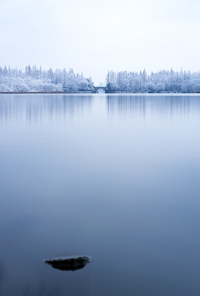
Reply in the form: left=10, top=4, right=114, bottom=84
left=0, top=65, right=94, bottom=92
left=1, top=66, right=200, bottom=93
left=105, top=69, right=200, bottom=93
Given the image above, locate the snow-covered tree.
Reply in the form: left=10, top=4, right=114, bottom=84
left=0, top=65, right=94, bottom=93
left=105, top=69, right=200, bottom=93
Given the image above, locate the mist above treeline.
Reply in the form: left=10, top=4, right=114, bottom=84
left=0, top=66, right=200, bottom=93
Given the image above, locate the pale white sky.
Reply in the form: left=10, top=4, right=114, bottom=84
left=0, top=0, right=200, bottom=84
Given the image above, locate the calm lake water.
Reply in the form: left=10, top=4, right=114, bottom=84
left=0, top=94, right=200, bottom=296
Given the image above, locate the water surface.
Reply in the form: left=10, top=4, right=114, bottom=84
left=0, top=94, right=200, bottom=296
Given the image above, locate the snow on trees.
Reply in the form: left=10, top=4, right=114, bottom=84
left=0, top=66, right=95, bottom=93
left=1, top=65, right=200, bottom=93
left=105, top=69, right=200, bottom=93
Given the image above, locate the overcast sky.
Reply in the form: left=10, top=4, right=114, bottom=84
left=1, top=0, right=200, bottom=84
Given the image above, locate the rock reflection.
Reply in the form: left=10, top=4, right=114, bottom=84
left=45, top=256, right=90, bottom=271
left=22, top=282, right=61, bottom=296
left=0, top=262, right=5, bottom=293
left=22, top=284, right=32, bottom=296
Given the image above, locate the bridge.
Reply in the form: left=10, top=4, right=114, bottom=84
left=94, top=86, right=106, bottom=93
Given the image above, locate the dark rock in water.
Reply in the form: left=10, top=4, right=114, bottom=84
left=45, top=256, right=90, bottom=271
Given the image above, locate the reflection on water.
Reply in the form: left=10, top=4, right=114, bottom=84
left=1, top=94, right=200, bottom=122
left=107, top=94, right=200, bottom=117
left=0, top=94, right=200, bottom=296
left=0, top=214, right=43, bottom=253
left=0, top=262, right=5, bottom=293
left=0, top=94, right=93, bottom=122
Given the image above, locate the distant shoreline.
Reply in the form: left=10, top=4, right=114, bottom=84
left=1, top=92, right=200, bottom=95
left=0, top=91, right=81, bottom=94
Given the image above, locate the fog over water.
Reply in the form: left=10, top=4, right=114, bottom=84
left=0, top=94, right=200, bottom=296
